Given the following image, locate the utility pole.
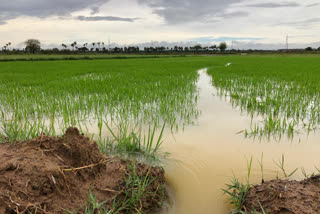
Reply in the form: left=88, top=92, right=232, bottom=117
left=286, top=35, right=289, bottom=50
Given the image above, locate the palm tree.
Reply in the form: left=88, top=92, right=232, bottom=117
left=70, top=42, right=77, bottom=51
left=5, top=42, right=11, bottom=51
left=92, top=43, right=96, bottom=51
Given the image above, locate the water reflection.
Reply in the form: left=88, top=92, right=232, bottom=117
left=163, top=69, right=320, bottom=214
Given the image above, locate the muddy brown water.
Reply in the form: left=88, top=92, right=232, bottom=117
left=161, top=69, right=320, bottom=214
left=31, top=68, right=320, bottom=213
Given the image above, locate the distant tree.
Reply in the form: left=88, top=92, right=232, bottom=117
left=2, top=42, right=12, bottom=52
left=305, top=47, right=313, bottom=51
left=78, top=47, right=88, bottom=52
left=193, top=44, right=202, bottom=51
left=210, top=45, right=217, bottom=51
left=25, top=39, right=41, bottom=53
left=70, top=42, right=77, bottom=51
left=218, top=42, right=227, bottom=52
left=92, top=43, right=96, bottom=51
left=7, top=42, right=11, bottom=51
left=61, top=44, right=67, bottom=49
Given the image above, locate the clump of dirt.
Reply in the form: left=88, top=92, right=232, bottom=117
left=0, top=127, right=166, bottom=213
left=243, top=176, right=320, bottom=214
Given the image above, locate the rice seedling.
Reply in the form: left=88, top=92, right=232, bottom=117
left=224, top=154, right=301, bottom=213
left=3, top=55, right=319, bottom=143
left=101, top=121, right=165, bottom=160
left=222, top=176, right=249, bottom=213
left=273, top=154, right=298, bottom=178
left=258, top=153, right=264, bottom=183
left=222, top=156, right=253, bottom=213
left=0, top=57, right=211, bottom=144
left=65, top=188, right=120, bottom=214
left=207, top=55, right=320, bottom=139
left=112, top=161, right=165, bottom=214
left=64, top=161, right=164, bottom=214
left=83, top=189, right=112, bottom=214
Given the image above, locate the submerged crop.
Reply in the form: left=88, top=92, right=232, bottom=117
left=0, top=57, right=221, bottom=143
left=207, top=55, right=320, bottom=139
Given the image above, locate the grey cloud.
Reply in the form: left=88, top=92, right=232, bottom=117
left=0, top=0, right=110, bottom=24
left=90, top=6, right=100, bottom=15
left=138, top=0, right=245, bottom=24
left=219, top=11, right=248, bottom=18
left=245, top=2, right=300, bottom=8
left=76, top=16, right=139, bottom=22
left=276, top=18, right=320, bottom=27
left=306, top=3, right=320, bottom=7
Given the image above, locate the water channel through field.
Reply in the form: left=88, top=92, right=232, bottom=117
left=162, top=69, right=320, bottom=214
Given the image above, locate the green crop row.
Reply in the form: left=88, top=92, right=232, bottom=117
left=207, top=55, right=320, bottom=139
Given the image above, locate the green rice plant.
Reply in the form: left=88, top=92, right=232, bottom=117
left=273, top=154, right=298, bottom=178
left=222, top=176, right=250, bottom=213
left=65, top=160, right=164, bottom=214
left=258, top=153, right=264, bottom=183
left=246, top=156, right=253, bottom=185
left=300, top=167, right=319, bottom=179
left=301, top=167, right=310, bottom=179
left=114, top=161, right=165, bottom=214
left=144, top=122, right=165, bottom=156
left=84, top=189, right=110, bottom=214
left=0, top=56, right=209, bottom=143
left=65, top=188, right=120, bottom=214
left=2, top=55, right=320, bottom=145
left=104, top=121, right=165, bottom=160
left=223, top=156, right=253, bottom=213
left=207, top=55, right=320, bottom=139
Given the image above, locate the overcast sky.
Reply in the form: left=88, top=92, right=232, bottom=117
left=0, top=0, right=319, bottom=49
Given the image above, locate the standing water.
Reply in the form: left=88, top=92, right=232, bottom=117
left=162, top=69, right=320, bottom=213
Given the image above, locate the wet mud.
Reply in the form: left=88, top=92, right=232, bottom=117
left=0, top=128, right=165, bottom=213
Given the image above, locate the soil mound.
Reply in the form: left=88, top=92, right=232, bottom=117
left=243, top=176, right=320, bottom=214
left=0, top=128, right=166, bottom=213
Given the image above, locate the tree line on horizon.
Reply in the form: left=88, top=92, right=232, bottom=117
left=1, top=39, right=320, bottom=54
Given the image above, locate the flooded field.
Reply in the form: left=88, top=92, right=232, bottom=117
left=163, top=69, right=320, bottom=213
left=1, top=55, right=320, bottom=213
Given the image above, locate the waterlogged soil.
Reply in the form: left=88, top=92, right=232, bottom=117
left=243, top=176, right=320, bottom=214
left=0, top=128, right=165, bottom=213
